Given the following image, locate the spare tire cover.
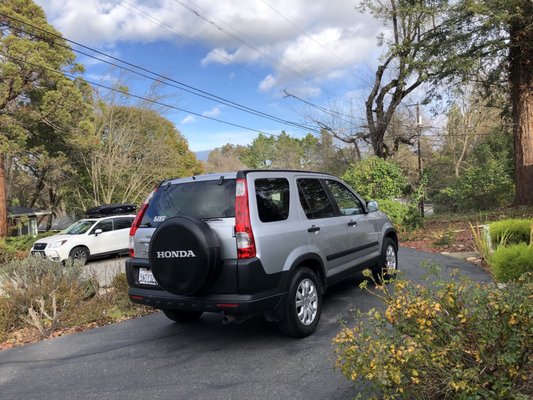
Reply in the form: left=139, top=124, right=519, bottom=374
left=149, top=216, right=220, bottom=296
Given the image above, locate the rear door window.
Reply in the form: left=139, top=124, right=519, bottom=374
left=113, top=217, right=134, bottom=230
left=297, top=178, right=335, bottom=219
left=255, top=178, right=290, bottom=222
left=141, top=179, right=236, bottom=228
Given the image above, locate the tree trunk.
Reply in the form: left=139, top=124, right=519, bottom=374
left=510, top=2, right=533, bottom=205
left=0, top=154, right=7, bottom=237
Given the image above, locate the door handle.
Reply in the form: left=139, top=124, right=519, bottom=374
left=347, top=221, right=357, bottom=226
left=307, top=225, right=321, bottom=233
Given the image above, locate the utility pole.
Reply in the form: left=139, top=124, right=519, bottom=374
left=416, top=103, right=424, bottom=218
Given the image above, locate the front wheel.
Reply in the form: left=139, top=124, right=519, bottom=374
left=372, top=237, right=398, bottom=283
left=162, top=309, right=203, bottom=323
left=277, top=267, right=322, bottom=338
left=69, top=246, right=89, bottom=265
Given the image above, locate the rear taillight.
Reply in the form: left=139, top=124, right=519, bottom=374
left=129, top=190, right=155, bottom=258
left=235, top=178, right=256, bottom=259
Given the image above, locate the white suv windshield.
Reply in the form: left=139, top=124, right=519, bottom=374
left=63, top=220, right=96, bottom=235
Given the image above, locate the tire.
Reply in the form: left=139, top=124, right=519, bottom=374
left=69, top=246, right=89, bottom=265
left=277, top=267, right=322, bottom=338
left=163, top=309, right=203, bottom=323
left=149, top=216, right=220, bottom=296
left=373, top=237, right=398, bottom=283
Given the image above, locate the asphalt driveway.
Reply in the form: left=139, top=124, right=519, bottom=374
left=0, top=248, right=490, bottom=400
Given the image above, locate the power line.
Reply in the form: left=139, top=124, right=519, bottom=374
left=118, top=0, right=263, bottom=80
left=0, top=13, right=319, bottom=133
left=0, top=50, right=295, bottom=138
left=168, top=0, right=335, bottom=97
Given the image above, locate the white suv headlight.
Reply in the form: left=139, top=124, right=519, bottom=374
left=48, top=240, right=68, bottom=249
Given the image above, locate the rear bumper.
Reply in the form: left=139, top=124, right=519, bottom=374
left=128, top=287, right=285, bottom=314
left=126, top=256, right=288, bottom=314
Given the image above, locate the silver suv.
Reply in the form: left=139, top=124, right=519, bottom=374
left=126, top=170, right=397, bottom=337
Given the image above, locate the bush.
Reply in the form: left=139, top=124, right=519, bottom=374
left=342, top=157, right=408, bottom=200
left=377, top=199, right=409, bottom=225
left=334, top=273, right=532, bottom=399
left=377, top=199, right=423, bottom=231
left=438, top=159, right=514, bottom=212
left=111, top=272, right=130, bottom=309
left=0, top=232, right=56, bottom=264
left=0, top=257, right=86, bottom=337
left=490, top=219, right=532, bottom=246
left=490, top=244, right=533, bottom=282
left=0, top=296, right=17, bottom=342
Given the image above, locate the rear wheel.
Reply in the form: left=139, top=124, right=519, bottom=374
left=277, top=267, right=322, bottom=338
left=162, top=309, right=203, bottom=323
left=69, top=246, right=89, bottom=265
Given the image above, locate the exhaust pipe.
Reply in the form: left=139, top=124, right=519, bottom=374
left=221, top=312, right=256, bottom=325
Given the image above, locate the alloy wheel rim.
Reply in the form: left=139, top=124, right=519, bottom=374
left=385, top=245, right=397, bottom=271
left=296, top=278, right=318, bottom=326
left=73, top=249, right=87, bottom=260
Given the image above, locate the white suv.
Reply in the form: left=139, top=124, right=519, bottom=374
left=31, top=215, right=135, bottom=263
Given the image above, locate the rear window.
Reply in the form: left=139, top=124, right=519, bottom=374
left=141, top=179, right=236, bottom=228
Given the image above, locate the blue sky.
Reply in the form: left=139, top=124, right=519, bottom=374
left=35, top=0, right=382, bottom=152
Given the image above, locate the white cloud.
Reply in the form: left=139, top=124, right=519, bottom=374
left=186, top=130, right=260, bottom=152
left=202, top=106, right=221, bottom=118
left=181, top=115, right=197, bottom=124
left=259, top=74, right=277, bottom=92
left=85, top=73, right=117, bottom=83
left=36, top=0, right=380, bottom=94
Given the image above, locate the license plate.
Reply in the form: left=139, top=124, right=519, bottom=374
left=31, top=251, right=45, bottom=257
left=138, top=268, right=158, bottom=285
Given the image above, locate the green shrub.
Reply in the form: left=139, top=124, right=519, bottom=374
left=0, top=257, right=86, bottom=335
left=334, top=273, right=533, bottom=399
left=490, top=244, right=533, bottom=282
left=377, top=199, right=423, bottom=231
left=0, top=232, right=56, bottom=264
left=342, top=157, right=408, bottom=200
left=438, top=159, right=514, bottom=212
left=377, top=199, right=409, bottom=225
left=0, top=296, right=16, bottom=342
left=490, top=219, right=532, bottom=246
left=111, top=272, right=131, bottom=309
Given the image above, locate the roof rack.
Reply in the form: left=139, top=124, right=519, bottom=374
left=85, top=204, right=137, bottom=218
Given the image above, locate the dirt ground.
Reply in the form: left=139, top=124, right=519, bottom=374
left=400, top=219, right=476, bottom=254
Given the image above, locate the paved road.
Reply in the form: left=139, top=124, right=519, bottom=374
left=0, top=248, right=489, bottom=400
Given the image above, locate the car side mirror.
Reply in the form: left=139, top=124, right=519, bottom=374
left=366, top=200, right=379, bottom=213
left=94, top=228, right=103, bottom=236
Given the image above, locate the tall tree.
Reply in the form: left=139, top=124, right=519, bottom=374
left=356, top=0, right=453, bottom=159
left=445, top=0, right=533, bottom=203
left=358, top=0, right=532, bottom=202
left=204, top=144, right=247, bottom=173
left=0, top=0, right=92, bottom=236
left=72, top=104, right=202, bottom=212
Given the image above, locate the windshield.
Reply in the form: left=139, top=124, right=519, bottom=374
left=62, top=220, right=96, bottom=235
left=141, top=179, right=236, bottom=228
